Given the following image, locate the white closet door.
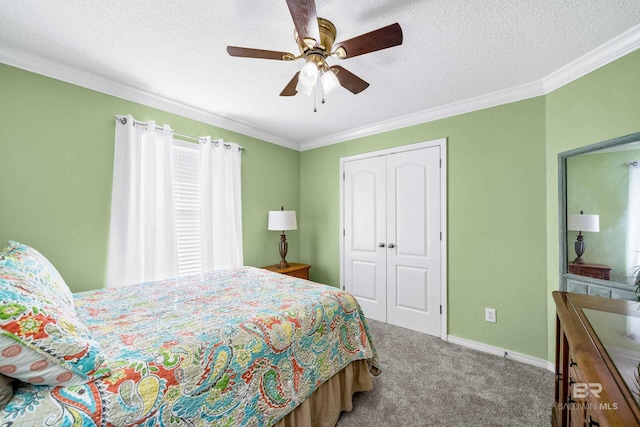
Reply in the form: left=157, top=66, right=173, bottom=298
left=342, top=145, right=442, bottom=336
left=386, top=147, right=441, bottom=335
left=343, top=156, right=387, bottom=321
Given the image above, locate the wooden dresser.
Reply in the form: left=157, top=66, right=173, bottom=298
left=262, top=263, right=311, bottom=280
left=553, top=291, right=640, bottom=426
left=568, top=262, right=612, bottom=280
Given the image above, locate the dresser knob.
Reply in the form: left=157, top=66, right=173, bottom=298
left=387, top=243, right=395, bottom=248
left=378, top=243, right=386, bottom=247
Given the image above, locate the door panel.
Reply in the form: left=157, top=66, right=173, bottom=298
left=395, top=162, right=427, bottom=256
left=351, top=260, right=378, bottom=300
left=344, top=157, right=386, bottom=322
left=351, top=169, right=377, bottom=251
left=386, top=147, right=441, bottom=335
left=395, top=266, right=428, bottom=311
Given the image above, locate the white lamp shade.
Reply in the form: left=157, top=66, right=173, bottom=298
left=298, top=61, right=318, bottom=88
left=295, top=79, right=314, bottom=96
left=567, top=214, right=600, bottom=232
left=268, top=210, right=297, bottom=231
left=322, top=69, right=340, bottom=94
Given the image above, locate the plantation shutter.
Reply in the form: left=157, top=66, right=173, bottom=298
left=173, top=140, right=202, bottom=276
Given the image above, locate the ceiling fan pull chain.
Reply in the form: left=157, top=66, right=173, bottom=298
left=313, top=82, right=318, bottom=112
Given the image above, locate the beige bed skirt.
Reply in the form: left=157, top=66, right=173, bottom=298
left=273, top=359, right=374, bottom=427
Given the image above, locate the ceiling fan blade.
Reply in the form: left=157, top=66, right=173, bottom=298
left=280, top=72, right=300, bottom=96
left=286, top=0, right=320, bottom=47
left=227, top=46, right=294, bottom=60
left=331, top=66, right=369, bottom=94
left=333, top=23, right=403, bottom=58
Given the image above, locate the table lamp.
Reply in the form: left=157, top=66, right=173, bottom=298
left=567, top=210, right=600, bottom=264
left=267, top=206, right=297, bottom=269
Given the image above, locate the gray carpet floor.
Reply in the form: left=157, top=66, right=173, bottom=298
left=337, top=319, right=554, bottom=426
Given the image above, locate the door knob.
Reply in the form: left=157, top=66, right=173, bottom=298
left=387, top=243, right=395, bottom=248
left=378, top=243, right=386, bottom=248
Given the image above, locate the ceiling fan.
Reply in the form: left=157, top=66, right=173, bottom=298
left=226, top=0, right=403, bottom=98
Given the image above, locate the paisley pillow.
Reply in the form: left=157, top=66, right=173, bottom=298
left=0, top=279, right=110, bottom=385
left=0, top=241, right=75, bottom=312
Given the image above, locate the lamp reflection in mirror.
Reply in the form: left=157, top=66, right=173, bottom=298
left=567, top=210, right=600, bottom=264
left=267, top=206, right=297, bottom=269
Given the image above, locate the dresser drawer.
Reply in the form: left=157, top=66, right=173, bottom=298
left=553, top=291, right=640, bottom=426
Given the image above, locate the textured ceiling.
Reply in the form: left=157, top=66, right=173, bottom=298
left=1, top=1, right=639, bottom=149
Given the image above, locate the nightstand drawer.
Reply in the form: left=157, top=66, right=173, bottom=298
left=262, top=263, right=311, bottom=280
left=285, top=268, right=309, bottom=279
left=568, top=262, right=611, bottom=280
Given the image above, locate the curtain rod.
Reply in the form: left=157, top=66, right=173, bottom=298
left=115, top=116, right=246, bottom=152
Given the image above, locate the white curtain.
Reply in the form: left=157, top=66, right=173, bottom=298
left=107, top=115, right=178, bottom=288
left=627, top=161, right=640, bottom=285
left=199, top=137, right=244, bottom=271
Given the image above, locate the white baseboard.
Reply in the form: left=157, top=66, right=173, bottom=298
left=447, top=335, right=554, bottom=372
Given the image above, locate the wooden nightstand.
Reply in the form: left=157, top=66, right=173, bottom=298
left=262, top=263, right=311, bottom=280
left=568, top=262, right=612, bottom=280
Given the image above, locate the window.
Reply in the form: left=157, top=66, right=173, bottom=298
left=173, top=140, right=202, bottom=276
left=108, top=115, right=243, bottom=288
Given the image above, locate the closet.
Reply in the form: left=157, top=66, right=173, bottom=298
left=341, top=141, right=444, bottom=336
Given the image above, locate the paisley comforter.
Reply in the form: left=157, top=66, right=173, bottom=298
left=0, top=266, right=379, bottom=426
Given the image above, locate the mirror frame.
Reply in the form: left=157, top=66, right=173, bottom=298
left=559, top=131, right=640, bottom=295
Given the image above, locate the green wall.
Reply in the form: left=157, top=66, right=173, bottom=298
left=300, top=98, right=549, bottom=359
left=2, top=46, right=639, bottom=362
left=0, top=64, right=300, bottom=292
left=545, top=49, right=640, bottom=361
left=301, top=48, right=640, bottom=361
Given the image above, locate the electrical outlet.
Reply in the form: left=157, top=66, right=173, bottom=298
left=485, top=308, right=497, bottom=323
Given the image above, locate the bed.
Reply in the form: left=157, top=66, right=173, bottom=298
left=0, top=241, right=379, bottom=426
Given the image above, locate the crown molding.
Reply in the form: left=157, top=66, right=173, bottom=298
left=3, top=23, right=639, bottom=153
left=300, top=80, right=545, bottom=151
left=542, top=23, right=640, bottom=93
left=0, top=45, right=299, bottom=151
left=301, top=23, right=640, bottom=151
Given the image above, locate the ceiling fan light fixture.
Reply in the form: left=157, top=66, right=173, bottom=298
left=298, top=61, right=319, bottom=89
left=295, top=79, right=314, bottom=96
left=321, top=68, right=340, bottom=94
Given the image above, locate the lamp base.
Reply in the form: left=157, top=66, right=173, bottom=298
left=573, top=233, right=586, bottom=265
left=278, top=259, right=290, bottom=269
left=277, top=232, right=289, bottom=269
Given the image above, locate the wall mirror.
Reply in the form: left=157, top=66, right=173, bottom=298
left=560, top=131, right=640, bottom=300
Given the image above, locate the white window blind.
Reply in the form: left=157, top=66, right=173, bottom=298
left=173, top=140, right=202, bottom=276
